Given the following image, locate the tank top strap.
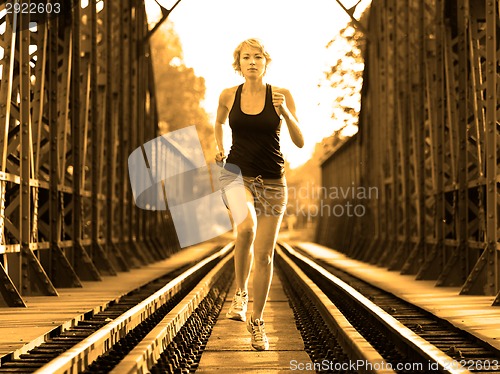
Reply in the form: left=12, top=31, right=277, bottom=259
left=235, top=84, right=243, bottom=111
left=266, top=84, right=272, bottom=106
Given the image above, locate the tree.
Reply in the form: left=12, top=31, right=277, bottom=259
left=149, top=21, right=215, bottom=160
left=320, top=21, right=366, bottom=138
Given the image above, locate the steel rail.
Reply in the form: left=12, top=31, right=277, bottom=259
left=111, top=246, right=234, bottom=374
left=276, top=244, right=395, bottom=374
left=278, top=241, right=471, bottom=374
left=32, top=242, right=234, bottom=374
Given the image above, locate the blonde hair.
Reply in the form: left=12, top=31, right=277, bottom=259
left=232, top=38, right=272, bottom=75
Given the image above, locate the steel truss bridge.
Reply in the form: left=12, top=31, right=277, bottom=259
left=0, top=0, right=499, bottom=307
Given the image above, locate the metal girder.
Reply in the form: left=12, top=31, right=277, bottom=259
left=104, top=0, right=128, bottom=272
left=117, top=0, right=142, bottom=265
left=136, top=1, right=160, bottom=264
left=373, top=0, right=397, bottom=268
left=411, top=0, right=442, bottom=281
left=46, top=10, right=82, bottom=289
left=70, top=2, right=101, bottom=281
left=146, top=0, right=182, bottom=41
left=0, top=0, right=182, bottom=306
left=319, top=0, right=500, bottom=305
left=490, top=0, right=500, bottom=305
left=461, top=0, right=499, bottom=299
left=333, top=0, right=369, bottom=35
left=21, top=9, right=57, bottom=296
left=0, top=4, right=59, bottom=301
left=0, top=261, right=24, bottom=307
left=131, top=0, right=154, bottom=266
left=401, top=0, right=426, bottom=275
left=388, top=0, right=414, bottom=271
left=87, top=0, right=116, bottom=276
left=359, top=1, right=384, bottom=264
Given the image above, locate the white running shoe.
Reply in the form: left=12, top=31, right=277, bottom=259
left=226, top=290, right=248, bottom=322
left=247, top=316, right=269, bottom=351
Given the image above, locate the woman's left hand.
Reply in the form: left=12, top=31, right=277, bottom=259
left=272, top=92, right=287, bottom=115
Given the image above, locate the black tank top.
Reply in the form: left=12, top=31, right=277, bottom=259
left=226, top=84, right=284, bottom=178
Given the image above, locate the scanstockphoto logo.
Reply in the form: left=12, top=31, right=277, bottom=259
left=128, top=126, right=248, bottom=248
left=3, top=0, right=73, bottom=31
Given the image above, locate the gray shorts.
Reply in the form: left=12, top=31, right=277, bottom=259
left=219, top=168, right=287, bottom=217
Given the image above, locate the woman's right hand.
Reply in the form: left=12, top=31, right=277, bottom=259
left=215, top=151, right=226, bottom=165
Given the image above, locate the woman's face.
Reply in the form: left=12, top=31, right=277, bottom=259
left=239, top=45, right=266, bottom=78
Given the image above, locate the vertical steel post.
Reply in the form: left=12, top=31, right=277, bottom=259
left=47, top=4, right=82, bottom=288
left=118, top=0, right=138, bottom=266
left=72, top=1, right=101, bottom=281
left=105, top=0, right=128, bottom=272
left=0, top=2, right=25, bottom=306
left=88, top=0, right=115, bottom=275
left=19, top=6, right=57, bottom=296
left=484, top=0, right=499, bottom=301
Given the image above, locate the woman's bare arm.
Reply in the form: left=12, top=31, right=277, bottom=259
left=272, top=87, right=304, bottom=148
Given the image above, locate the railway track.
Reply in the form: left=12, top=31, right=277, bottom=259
left=279, top=242, right=500, bottom=373
left=0, top=244, right=233, bottom=374
left=1, top=241, right=498, bottom=373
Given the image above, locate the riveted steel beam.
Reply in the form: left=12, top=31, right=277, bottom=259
left=46, top=5, right=82, bottom=288
left=87, top=0, right=116, bottom=276
left=19, top=8, right=57, bottom=297
left=0, top=260, right=25, bottom=307
left=401, top=0, right=427, bottom=275
left=319, top=0, right=499, bottom=303
left=116, top=0, right=140, bottom=264
left=461, top=0, right=499, bottom=300
left=145, top=0, right=182, bottom=41
left=375, top=0, right=397, bottom=268
left=70, top=2, right=101, bottom=282
left=387, top=0, right=412, bottom=271
left=0, top=0, right=184, bottom=306
left=358, top=1, right=384, bottom=264
left=333, top=0, right=369, bottom=35
left=104, top=0, right=128, bottom=272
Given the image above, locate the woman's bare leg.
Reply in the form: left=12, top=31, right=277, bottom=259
left=225, top=188, right=257, bottom=292
left=251, top=212, right=284, bottom=320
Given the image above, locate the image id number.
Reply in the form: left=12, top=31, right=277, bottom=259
left=444, top=359, right=499, bottom=371
left=5, top=1, right=61, bottom=15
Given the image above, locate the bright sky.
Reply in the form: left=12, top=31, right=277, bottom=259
left=145, top=0, right=369, bottom=168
